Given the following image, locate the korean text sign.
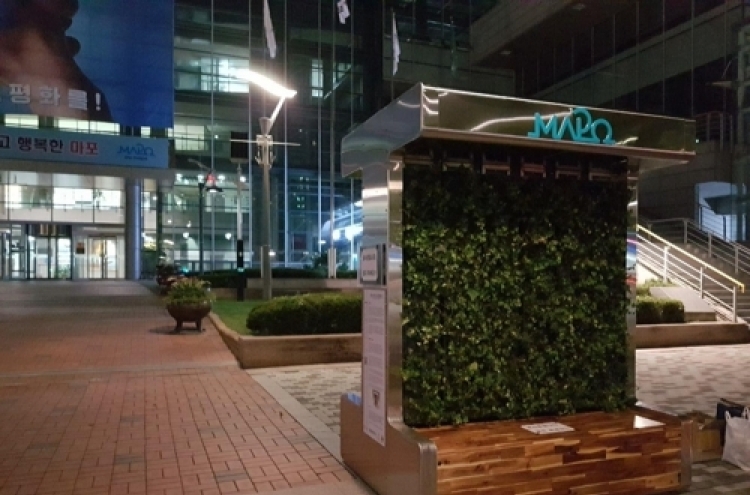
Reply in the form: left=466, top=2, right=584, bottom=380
left=0, top=0, right=174, bottom=128
left=0, top=127, right=168, bottom=169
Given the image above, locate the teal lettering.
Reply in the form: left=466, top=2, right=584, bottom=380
left=528, top=113, right=559, bottom=139
left=527, top=107, right=616, bottom=145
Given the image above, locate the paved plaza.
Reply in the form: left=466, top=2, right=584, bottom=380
left=0, top=282, right=366, bottom=495
left=2, top=281, right=750, bottom=494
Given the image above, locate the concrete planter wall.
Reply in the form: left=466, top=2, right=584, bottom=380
left=635, top=322, right=750, bottom=349
left=209, top=313, right=361, bottom=368
left=212, top=278, right=361, bottom=300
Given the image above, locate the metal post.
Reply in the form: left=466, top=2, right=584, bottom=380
left=735, top=245, right=739, bottom=274
left=259, top=120, right=273, bottom=301
left=683, top=219, right=688, bottom=245
left=708, top=233, right=713, bottom=258
left=699, top=266, right=704, bottom=298
left=198, top=182, right=204, bottom=275
left=663, top=246, right=670, bottom=282
left=733, top=286, right=738, bottom=322
left=236, top=163, right=245, bottom=301
left=124, top=178, right=142, bottom=281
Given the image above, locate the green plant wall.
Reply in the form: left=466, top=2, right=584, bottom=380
left=402, top=167, right=632, bottom=427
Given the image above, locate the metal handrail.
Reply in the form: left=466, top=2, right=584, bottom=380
left=636, top=225, right=745, bottom=290
left=636, top=224, right=743, bottom=322
left=644, top=216, right=750, bottom=279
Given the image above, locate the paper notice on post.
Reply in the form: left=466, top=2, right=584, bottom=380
left=363, top=289, right=387, bottom=446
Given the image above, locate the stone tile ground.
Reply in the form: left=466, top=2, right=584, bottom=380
left=253, top=345, right=750, bottom=495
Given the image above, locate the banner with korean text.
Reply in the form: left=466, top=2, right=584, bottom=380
left=0, top=0, right=174, bottom=128
left=0, top=127, right=168, bottom=169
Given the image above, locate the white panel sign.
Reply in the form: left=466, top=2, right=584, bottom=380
left=521, top=422, right=575, bottom=435
left=360, top=246, right=380, bottom=283
left=363, top=289, right=387, bottom=446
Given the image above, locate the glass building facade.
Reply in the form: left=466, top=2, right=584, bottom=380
left=0, top=0, right=521, bottom=280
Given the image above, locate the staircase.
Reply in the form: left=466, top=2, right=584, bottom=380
left=640, top=218, right=750, bottom=322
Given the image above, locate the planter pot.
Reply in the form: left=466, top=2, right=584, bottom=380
left=166, top=301, right=212, bottom=333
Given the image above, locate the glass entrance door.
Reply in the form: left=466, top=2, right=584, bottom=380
left=29, top=225, right=72, bottom=279
left=10, top=225, right=27, bottom=280
left=88, top=237, right=117, bottom=279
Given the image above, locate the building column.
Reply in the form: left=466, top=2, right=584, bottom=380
left=125, top=178, right=142, bottom=280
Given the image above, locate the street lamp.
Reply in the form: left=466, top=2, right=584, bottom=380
left=234, top=69, right=296, bottom=300
left=188, top=159, right=222, bottom=275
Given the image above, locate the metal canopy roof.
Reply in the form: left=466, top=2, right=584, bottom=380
left=342, top=84, right=696, bottom=178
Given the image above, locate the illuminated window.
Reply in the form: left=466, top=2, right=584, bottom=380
left=168, top=125, right=207, bottom=151
left=4, top=115, right=38, bottom=129
left=311, top=59, right=323, bottom=98
left=53, top=188, right=93, bottom=208
left=58, top=119, right=119, bottom=135
left=199, top=57, right=250, bottom=93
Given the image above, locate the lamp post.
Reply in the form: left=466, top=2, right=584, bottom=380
left=234, top=69, right=296, bottom=301
left=189, top=159, right=222, bottom=275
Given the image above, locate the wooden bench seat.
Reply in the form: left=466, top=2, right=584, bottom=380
left=417, top=408, right=688, bottom=495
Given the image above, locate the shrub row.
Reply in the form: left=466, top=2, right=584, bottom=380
left=635, top=280, right=675, bottom=297
left=195, top=268, right=357, bottom=288
left=245, top=292, right=362, bottom=336
left=636, top=296, right=685, bottom=324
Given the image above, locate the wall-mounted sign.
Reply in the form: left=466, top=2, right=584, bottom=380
left=528, top=108, right=615, bottom=145
left=425, top=89, right=695, bottom=155
left=0, top=127, right=168, bottom=169
left=360, top=246, right=381, bottom=284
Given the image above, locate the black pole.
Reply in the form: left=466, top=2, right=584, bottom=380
left=236, top=238, right=245, bottom=301
left=198, top=182, right=204, bottom=275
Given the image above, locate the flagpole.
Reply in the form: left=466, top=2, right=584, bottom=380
left=391, top=7, right=398, bottom=101
left=329, top=0, right=337, bottom=278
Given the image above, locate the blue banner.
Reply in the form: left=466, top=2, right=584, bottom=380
left=0, top=0, right=174, bottom=128
left=0, top=127, right=169, bottom=169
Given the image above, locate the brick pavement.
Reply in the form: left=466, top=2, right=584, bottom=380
left=0, top=282, right=360, bottom=495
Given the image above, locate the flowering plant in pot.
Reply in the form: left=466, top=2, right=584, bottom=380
left=164, top=277, right=215, bottom=333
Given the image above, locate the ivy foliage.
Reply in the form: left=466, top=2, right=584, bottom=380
left=402, top=167, right=632, bottom=427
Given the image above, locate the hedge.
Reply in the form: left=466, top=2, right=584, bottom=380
left=195, top=268, right=358, bottom=288
left=402, top=167, right=631, bottom=428
left=245, top=292, right=362, bottom=336
left=635, top=280, right=675, bottom=297
left=636, top=296, right=685, bottom=324
left=636, top=297, right=662, bottom=324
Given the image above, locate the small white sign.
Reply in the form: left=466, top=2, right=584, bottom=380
left=362, top=289, right=387, bottom=446
left=521, top=422, right=575, bottom=435
left=360, top=247, right=379, bottom=283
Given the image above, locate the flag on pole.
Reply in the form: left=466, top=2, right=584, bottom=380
left=392, top=12, right=400, bottom=75
left=263, top=0, right=277, bottom=59
left=337, top=0, right=350, bottom=24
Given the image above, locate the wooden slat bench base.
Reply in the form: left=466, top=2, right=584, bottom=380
left=417, top=408, right=688, bottom=495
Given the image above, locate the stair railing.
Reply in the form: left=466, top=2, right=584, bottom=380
left=644, top=216, right=750, bottom=279
left=636, top=224, right=745, bottom=322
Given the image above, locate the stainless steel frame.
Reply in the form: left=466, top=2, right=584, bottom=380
left=340, top=84, right=696, bottom=495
